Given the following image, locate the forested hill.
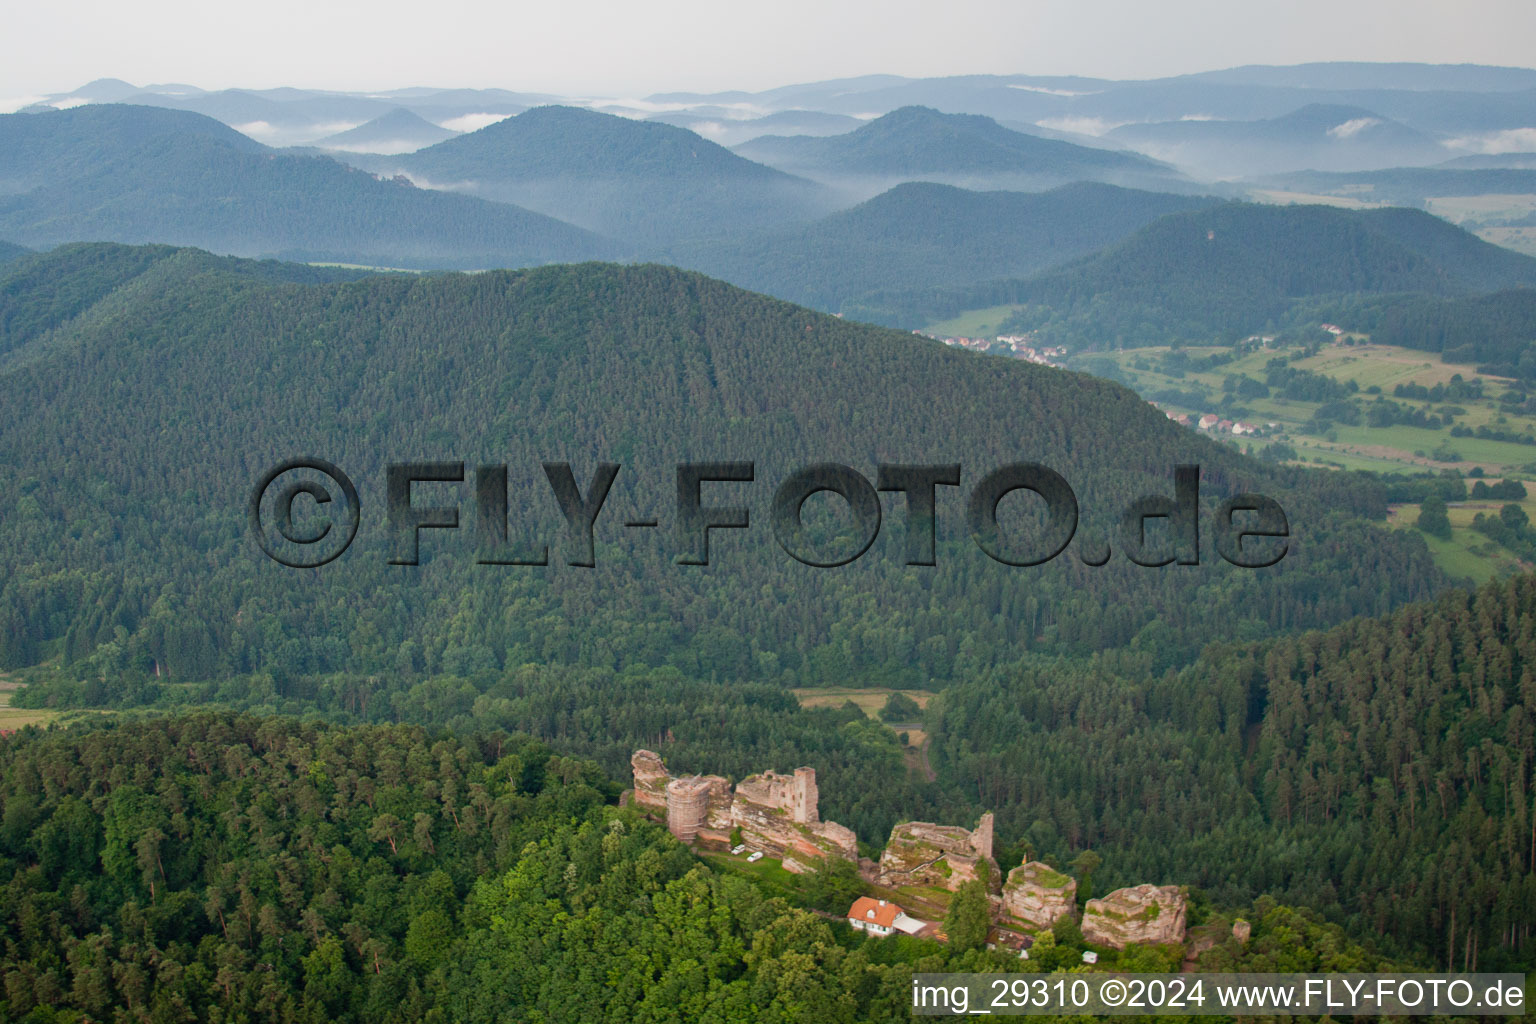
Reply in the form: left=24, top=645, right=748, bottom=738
left=0, top=103, right=264, bottom=190
left=0, top=241, right=27, bottom=265
left=849, top=201, right=1536, bottom=335
left=0, top=105, right=614, bottom=268
left=0, top=714, right=1393, bottom=1022
left=370, top=105, right=834, bottom=246
left=668, top=181, right=1219, bottom=313
left=1324, top=288, right=1536, bottom=375
left=0, top=243, right=1444, bottom=688
left=733, top=106, right=1178, bottom=193
left=932, top=571, right=1536, bottom=969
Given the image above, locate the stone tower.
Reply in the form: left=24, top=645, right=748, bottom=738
left=793, top=767, right=819, bottom=824
left=665, top=777, right=714, bottom=843
left=972, top=811, right=994, bottom=860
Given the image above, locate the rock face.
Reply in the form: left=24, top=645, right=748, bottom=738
left=631, top=750, right=671, bottom=813
left=1082, top=885, right=1188, bottom=949
left=876, top=813, right=998, bottom=893
left=1232, top=919, right=1252, bottom=944
left=630, top=750, right=856, bottom=865
left=1001, top=861, right=1077, bottom=929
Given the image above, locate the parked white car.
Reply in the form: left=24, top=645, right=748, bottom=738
left=746, top=851, right=763, bottom=863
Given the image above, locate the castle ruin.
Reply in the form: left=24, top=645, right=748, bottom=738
left=630, top=750, right=857, bottom=871
left=631, top=749, right=1188, bottom=947
left=875, top=812, right=1000, bottom=892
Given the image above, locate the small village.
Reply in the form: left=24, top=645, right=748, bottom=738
left=1159, top=407, right=1274, bottom=437
left=922, top=330, right=1070, bottom=368
left=923, top=327, right=1283, bottom=438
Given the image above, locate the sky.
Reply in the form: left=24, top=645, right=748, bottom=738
left=4, top=0, right=1536, bottom=101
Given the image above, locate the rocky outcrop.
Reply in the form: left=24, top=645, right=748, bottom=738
left=1001, top=861, right=1077, bottom=929
left=630, top=750, right=856, bottom=864
left=1082, top=884, right=1187, bottom=949
left=877, top=813, right=998, bottom=893
left=1232, top=919, right=1251, bottom=944
left=631, top=750, right=671, bottom=813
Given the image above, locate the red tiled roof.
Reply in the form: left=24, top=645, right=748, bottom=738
left=848, top=896, right=902, bottom=928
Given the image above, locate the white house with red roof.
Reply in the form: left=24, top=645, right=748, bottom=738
left=847, top=897, right=923, bottom=937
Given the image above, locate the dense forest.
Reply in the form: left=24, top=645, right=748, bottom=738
left=0, top=715, right=1396, bottom=1023
left=932, top=573, right=1536, bottom=970
left=1314, top=289, right=1536, bottom=377
left=0, top=243, right=1444, bottom=690
left=2, top=242, right=1528, bottom=1014
left=9, top=58, right=1536, bottom=1023
left=18, top=573, right=1536, bottom=972
left=844, top=201, right=1536, bottom=334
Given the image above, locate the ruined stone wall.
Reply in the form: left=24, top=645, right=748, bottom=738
left=630, top=750, right=853, bottom=864
left=876, top=814, right=1000, bottom=893
left=733, top=768, right=819, bottom=824
left=972, top=812, right=994, bottom=860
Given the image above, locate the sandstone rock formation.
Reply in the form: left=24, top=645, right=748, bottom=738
left=631, top=750, right=671, bottom=813
left=1082, top=884, right=1187, bottom=949
left=630, top=750, right=856, bottom=865
left=1001, top=861, right=1077, bottom=929
left=876, top=813, right=998, bottom=893
left=1232, top=919, right=1251, bottom=943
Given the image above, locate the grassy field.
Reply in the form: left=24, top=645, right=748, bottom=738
left=923, top=305, right=1024, bottom=338
left=794, top=686, right=935, bottom=773
left=1060, top=335, right=1536, bottom=582
left=0, top=683, right=62, bottom=730
left=1087, top=339, right=1536, bottom=473
left=1476, top=225, right=1536, bottom=258
left=699, top=850, right=807, bottom=902
left=791, top=686, right=935, bottom=716
left=1247, top=189, right=1387, bottom=210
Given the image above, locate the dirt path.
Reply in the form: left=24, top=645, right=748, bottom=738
left=902, top=732, right=937, bottom=783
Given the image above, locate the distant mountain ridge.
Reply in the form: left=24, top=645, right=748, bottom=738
left=25, top=63, right=1536, bottom=160
left=0, top=105, right=615, bottom=268
left=1109, top=103, right=1449, bottom=177
left=314, top=107, right=459, bottom=154
left=359, top=105, right=834, bottom=245
left=734, top=105, right=1180, bottom=196
left=670, top=180, right=1218, bottom=311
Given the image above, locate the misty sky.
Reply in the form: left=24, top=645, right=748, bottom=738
left=5, top=0, right=1536, bottom=100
